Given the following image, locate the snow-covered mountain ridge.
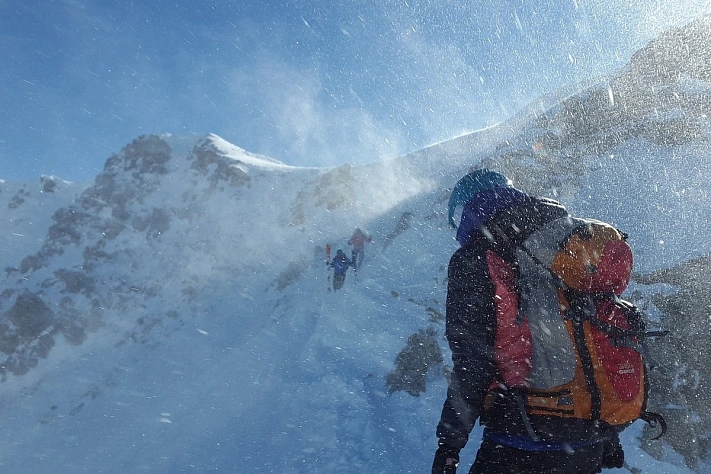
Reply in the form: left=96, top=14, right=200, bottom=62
left=0, top=15, right=709, bottom=473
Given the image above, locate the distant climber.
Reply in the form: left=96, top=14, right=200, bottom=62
left=348, top=227, right=372, bottom=271
left=330, top=249, right=353, bottom=291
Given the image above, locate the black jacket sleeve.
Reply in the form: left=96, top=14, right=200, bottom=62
left=435, top=241, right=498, bottom=449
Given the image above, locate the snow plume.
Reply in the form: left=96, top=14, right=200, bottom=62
left=224, top=58, right=406, bottom=169
left=0, top=18, right=711, bottom=473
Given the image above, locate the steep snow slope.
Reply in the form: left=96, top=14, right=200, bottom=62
left=0, top=176, right=89, bottom=260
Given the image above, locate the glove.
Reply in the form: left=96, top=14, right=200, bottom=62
left=601, top=441, right=624, bottom=469
left=432, top=445, right=460, bottom=474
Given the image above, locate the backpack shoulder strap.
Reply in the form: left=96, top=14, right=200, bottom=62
left=481, top=196, right=568, bottom=263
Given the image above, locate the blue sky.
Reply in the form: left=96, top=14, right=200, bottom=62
left=1, top=0, right=708, bottom=181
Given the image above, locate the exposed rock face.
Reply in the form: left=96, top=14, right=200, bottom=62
left=0, top=291, right=55, bottom=376
left=190, top=145, right=250, bottom=188
left=313, top=164, right=355, bottom=211
left=488, top=16, right=711, bottom=198
left=636, top=255, right=711, bottom=469
left=290, top=164, right=355, bottom=226
left=382, top=212, right=414, bottom=251
left=0, top=134, right=285, bottom=379
left=386, top=328, right=443, bottom=396
left=81, top=134, right=172, bottom=211
left=617, top=16, right=711, bottom=87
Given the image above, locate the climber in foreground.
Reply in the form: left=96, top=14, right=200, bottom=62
left=432, top=169, right=663, bottom=473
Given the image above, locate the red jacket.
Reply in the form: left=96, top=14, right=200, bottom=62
left=348, top=229, right=371, bottom=251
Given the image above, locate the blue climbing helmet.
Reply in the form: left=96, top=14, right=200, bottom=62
left=447, top=169, right=512, bottom=229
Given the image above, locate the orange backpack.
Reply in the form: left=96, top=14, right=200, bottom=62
left=487, top=217, right=665, bottom=437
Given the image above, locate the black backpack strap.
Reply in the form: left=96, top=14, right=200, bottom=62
left=485, top=196, right=569, bottom=259
left=512, top=389, right=542, bottom=442
left=640, top=411, right=667, bottom=439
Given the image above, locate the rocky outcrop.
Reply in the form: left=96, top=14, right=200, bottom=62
left=636, top=255, right=711, bottom=469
